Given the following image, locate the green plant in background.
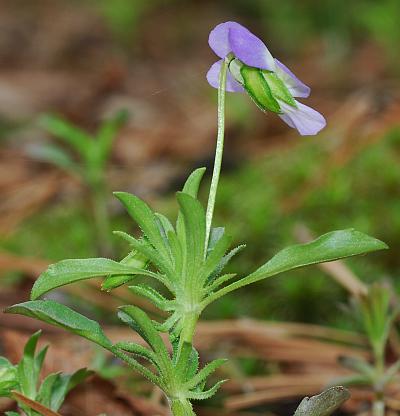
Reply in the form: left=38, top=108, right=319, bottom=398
left=6, top=22, right=388, bottom=416
left=0, top=331, right=91, bottom=416
left=333, top=284, right=400, bottom=416
left=30, top=111, right=128, bottom=257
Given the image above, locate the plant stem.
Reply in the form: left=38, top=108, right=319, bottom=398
left=204, top=59, right=228, bottom=252
left=372, top=344, right=385, bottom=416
left=89, top=176, right=113, bottom=257
left=170, top=398, right=196, bottom=416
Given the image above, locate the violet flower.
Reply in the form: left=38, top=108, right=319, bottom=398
left=206, top=21, right=326, bottom=136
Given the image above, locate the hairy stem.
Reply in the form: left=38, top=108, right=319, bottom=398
left=204, top=59, right=228, bottom=252
left=170, top=398, right=196, bottom=416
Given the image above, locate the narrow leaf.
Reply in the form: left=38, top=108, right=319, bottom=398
left=6, top=301, right=112, bottom=348
left=31, top=258, right=157, bottom=300
left=114, top=192, right=171, bottom=263
left=176, top=192, right=206, bottom=277
left=203, top=230, right=388, bottom=308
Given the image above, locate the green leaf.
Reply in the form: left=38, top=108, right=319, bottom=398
left=113, top=232, right=174, bottom=286
left=186, top=379, right=226, bottom=400
left=31, top=258, right=157, bottom=300
left=176, top=168, right=206, bottom=259
left=102, top=249, right=150, bottom=291
left=184, top=359, right=227, bottom=391
left=0, top=358, right=18, bottom=397
left=117, top=306, right=169, bottom=358
left=114, top=342, right=159, bottom=368
left=181, top=168, right=206, bottom=198
left=37, top=373, right=60, bottom=409
left=17, top=331, right=45, bottom=399
left=38, top=114, right=92, bottom=157
left=176, top=192, right=206, bottom=277
left=28, top=144, right=78, bottom=174
left=201, top=233, right=232, bottom=283
left=96, top=110, right=128, bottom=166
left=12, top=390, right=62, bottom=416
left=114, top=192, right=171, bottom=263
left=128, top=285, right=174, bottom=312
left=207, top=244, right=246, bottom=283
left=294, top=386, right=350, bottom=416
left=6, top=301, right=112, bottom=349
left=45, top=368, right=92, bottom=411
left=338, top=356, right=375, bottom=379
left=203, top=229, right=388, bottom=308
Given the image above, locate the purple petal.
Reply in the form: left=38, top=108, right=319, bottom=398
left=278, top=100, right=326, bottom=136
left=209, top=21, right=275, bottom=70
left=275, top=59, right=311, bottom=98
left=206, top=60, right=245, bottom=93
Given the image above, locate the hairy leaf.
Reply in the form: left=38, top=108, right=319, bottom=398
left=6, top=301, right=112, bottom=348
left=114, top=192, right=171, bottom=263
left=31, top=258, right=156, bottom=299
left=203, top=229, right=388, bottom=308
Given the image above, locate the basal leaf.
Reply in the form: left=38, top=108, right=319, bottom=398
left=6, top=301, right=112, bottom=349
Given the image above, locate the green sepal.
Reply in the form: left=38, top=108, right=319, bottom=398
left=240, top=65, right=281, bottom=113
left=262, top=71, right=297, bottom=108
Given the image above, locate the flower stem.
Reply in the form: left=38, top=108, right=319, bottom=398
left=205, top=59, right=228, bottom=252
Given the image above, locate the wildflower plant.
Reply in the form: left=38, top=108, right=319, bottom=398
left=30, top=110, right=128, bottom=256
left=0, top=331, right=91, bottom=416
left=333, top=284, right=400, bottom=416
left=6, top=22, right=388, bottom=415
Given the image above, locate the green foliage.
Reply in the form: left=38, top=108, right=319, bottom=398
left=6, top=166, right=387, bottom=413
left=0, top=331, right=91, bottom=415
left=331, top=284, right=400, bottom=414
